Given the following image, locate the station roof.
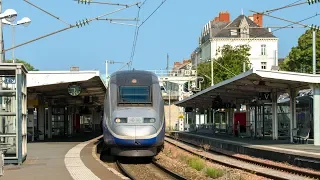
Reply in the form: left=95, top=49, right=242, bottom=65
left=175, top=69, right=320, bottom=108
left=27, top=71, right=106, bottom=105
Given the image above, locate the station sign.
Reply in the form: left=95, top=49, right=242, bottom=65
left=258, top=92, right=272, bottom=101
left=0, top=77, right=16, bottom=84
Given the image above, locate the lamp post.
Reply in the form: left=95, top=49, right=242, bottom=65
left=0, top=8, right=18, bottom=63
left=211, top=59, right=214, bottom=86
left=2, top=17, right=31, bottom=63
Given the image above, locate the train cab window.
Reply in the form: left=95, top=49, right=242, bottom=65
left=119, top=86, right=151, bottom=103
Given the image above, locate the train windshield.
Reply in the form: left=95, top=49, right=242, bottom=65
left=119, top=86, right=151, bottom=104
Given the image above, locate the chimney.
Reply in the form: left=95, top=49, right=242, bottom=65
left=214, top=17, right=219, bottom=22
left=70, top=66, right=79, bottom=71
left=183, top=60, right=190, bottom=64
left=174, top=62, right=181, bottom=68
left=218, top=11, right=230, bottom=23
left=253, top=13, right=263, bottom=27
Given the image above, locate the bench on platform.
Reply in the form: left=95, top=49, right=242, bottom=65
left=293, top=128, right=310, bottom=144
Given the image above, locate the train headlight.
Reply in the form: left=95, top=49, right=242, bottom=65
left=115, top=118, right=127, bottom=123
left=143, top=118, right=156, bottom=123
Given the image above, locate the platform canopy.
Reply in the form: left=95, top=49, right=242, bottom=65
left=175, top=69, right=320, bottom=108
left=27, top=71, right=106, bottom=105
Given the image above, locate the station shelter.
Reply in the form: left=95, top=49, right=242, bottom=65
left=176, top=69, right=320, bottom=146
left=27, top=70, right=106, bottom=141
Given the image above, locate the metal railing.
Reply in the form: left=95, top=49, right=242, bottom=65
left=162, top=90, right=179, bottom=98
left=187, top=123, right=228, bottom=134
left=146, top=69, right=197, bottom=77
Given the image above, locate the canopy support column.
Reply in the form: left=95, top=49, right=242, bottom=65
left=311, top=84, right=320, bottom=146
left=289, top=89, right=297, bottom=143
left=272, top=91, right=279, bottom=140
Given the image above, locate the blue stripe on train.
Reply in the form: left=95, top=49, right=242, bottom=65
left=114, top=136, right=157, bottom=146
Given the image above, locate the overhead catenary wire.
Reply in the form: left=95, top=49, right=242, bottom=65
left=242, top=13, right=319, bottom=47
left=3, top=2, right=140, bottom=52
left=118, top=0, right=168, bottom=71
left=264, top=0, right=305, bottom=14
left=97, top=18, right=139, bottom=27
left=74, top=0, right=130, bottom=6
left=24, top=0, right=72, bottom=26
left=250, top=10, right=318, bottom=29
left=117, top=0, right=146, bottom=71
left=138, top=0, right=167, bottom=28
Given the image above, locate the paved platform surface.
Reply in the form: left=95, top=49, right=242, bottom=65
left=3, top=142, right=75, bottom=180
left=187, top=132, right=320, bottom=156
left=1, top=135, right=123, bottom=180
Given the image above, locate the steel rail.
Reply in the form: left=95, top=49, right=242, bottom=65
left=165, top=135, right=319, bottom=180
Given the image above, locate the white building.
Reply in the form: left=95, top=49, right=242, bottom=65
left=191, top=12, right=278, bottom=71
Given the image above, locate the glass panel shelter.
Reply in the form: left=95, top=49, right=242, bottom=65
left=0, top=64, right=28, bottom=164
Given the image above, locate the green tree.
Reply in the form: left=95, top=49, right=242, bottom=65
left=280, top=29, right=320, bottom=73
left=5, top=58, right=39, bottom=71
left=197, top=44, right=251, bottom=90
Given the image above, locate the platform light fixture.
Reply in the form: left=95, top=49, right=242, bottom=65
left=0, top=8, right=19, bottom=63
left=2, top=17, right=31, bottom=63
left=0, top=9, right=18, bottom=22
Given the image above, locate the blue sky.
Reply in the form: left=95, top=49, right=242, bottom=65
left=3, top=0, right=320, bottom=74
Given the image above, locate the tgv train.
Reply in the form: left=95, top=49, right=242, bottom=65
left=101, top=70, right=165, bottom=157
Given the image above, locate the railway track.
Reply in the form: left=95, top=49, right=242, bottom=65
left=116, top=158, right=187, bottom=180
left=165, top=135, right=319, bottom=180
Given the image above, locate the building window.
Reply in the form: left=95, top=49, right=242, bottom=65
left=261, top=62, right=267, bottom=69
left=261, top=44, right=266, bottom=55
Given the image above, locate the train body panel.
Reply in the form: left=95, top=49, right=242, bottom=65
left=102, top=70, right=165, bottom=157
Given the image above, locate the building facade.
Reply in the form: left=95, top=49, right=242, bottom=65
left=191, top=12, right=278, bottom=70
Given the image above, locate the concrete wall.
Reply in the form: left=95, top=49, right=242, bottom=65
left=198, top=38, right=278, bottom=70
left=164, top=104, right=181, bottom=129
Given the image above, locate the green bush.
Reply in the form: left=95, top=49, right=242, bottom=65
left=206, top=168, right=224, bottom=179
left=187, top=157, right=205, bottom=171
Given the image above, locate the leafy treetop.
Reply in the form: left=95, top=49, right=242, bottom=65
left=197, top=44, right=251, bottom=90
left=280, top=29, right=320, bottom=73
left=5, top=58, right=38, bottom=71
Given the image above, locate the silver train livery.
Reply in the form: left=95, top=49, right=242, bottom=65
left=102, top=70, right=165, bottom=157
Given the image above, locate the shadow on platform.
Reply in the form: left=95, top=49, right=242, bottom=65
left=28, top=132, right=102, bottom=143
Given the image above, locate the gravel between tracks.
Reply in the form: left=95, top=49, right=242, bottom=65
left=155, top=142, right=269, bottom=180
left=165, top=137, right=313, bottom=180
left=119, top=162, right=176, bottom=180
left=97, top=144, right=266, bottom=179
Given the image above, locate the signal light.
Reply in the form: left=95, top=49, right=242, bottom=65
left=307, top=0, right=320, bottom=5
left=75, top=19, right=89, bottom=28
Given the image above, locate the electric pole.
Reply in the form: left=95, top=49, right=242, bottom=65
left=313, top=30, right=316, bottom=74
left=0, top=0, right=4, bottom=63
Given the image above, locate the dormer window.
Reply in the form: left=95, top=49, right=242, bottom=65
left=231, top=29, right=237, bottom=36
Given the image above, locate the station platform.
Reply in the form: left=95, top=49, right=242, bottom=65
left=171, top=131, right=320, bottom=170
left=1, top=134, right=124, bottom=180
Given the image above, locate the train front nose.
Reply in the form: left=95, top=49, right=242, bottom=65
left=112, top=107, right=159, bottom=146
left=113, top=125, right=157, bottom=146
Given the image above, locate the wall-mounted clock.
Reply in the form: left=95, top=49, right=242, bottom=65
left=68, top=83, right=82, bottom=97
